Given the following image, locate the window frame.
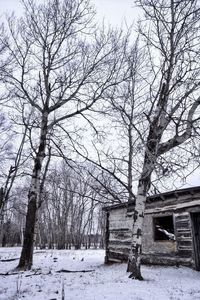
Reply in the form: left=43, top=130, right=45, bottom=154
left=153, top=214, right=175, bottom=242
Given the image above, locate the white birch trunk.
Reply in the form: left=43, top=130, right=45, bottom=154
left=127, top=183, right=147, bottom=279
left=127, top=156, right=153, bottom=279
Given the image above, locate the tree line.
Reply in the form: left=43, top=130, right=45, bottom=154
left=1, top=163, right=105, bottom=250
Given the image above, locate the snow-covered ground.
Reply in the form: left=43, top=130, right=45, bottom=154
left=0, top=248, right=200, bottom=300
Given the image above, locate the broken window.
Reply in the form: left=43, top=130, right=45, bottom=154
left=154, top=215, right=175, bottom=241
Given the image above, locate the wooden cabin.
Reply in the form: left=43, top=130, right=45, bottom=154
left=103, top=186, right=200, bottom=270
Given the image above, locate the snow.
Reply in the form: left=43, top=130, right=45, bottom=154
left=0, top=248, right=200, bottom=300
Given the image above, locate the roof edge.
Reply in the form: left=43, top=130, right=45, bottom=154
left=102, top=185, right=200, bottom=212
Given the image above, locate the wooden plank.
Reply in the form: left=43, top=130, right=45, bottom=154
left=175, top=220, right=190, bottom=225
left=178, top=240, right=192, bottom=246
left=177, top=250, right=192, bottom=258
left=178, top=246, right=192, bottom=251
left=107, top=251, right=128, bottom=262
left=176, top=238, right=192, bottom=242
left=108, top=247, right=130, bottom=254
left=109, top=233, right=131, bottom=241
left=174, top=212, right=189, bottom=217
left=176, top=233, right=192, bottom=239
left=142, top=253, right=192, bottom=267
left=109, top=220, right=131, bottom=230
left=106, top=258, right=122, bottom=263
left=109, top=228, right=130, bottom=233
left=175, top=215, right=189, bottom=221
left=109, top=240, right=131, bottom=246
left=145, top=200, right=200, bottom=214
left=176, top=228, right=191, bottom=233
left=147, top=194, right=200, bottom=209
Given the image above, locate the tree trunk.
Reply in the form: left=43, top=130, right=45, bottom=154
left=128, top=124, right=133, bottom=203
left=127, top=156, right=152, bottom=280
left=17, top=112, right=48, bottom=270
left=0, top=187, right=4, bottom=246
left=17, top=192, right=37, bottom=269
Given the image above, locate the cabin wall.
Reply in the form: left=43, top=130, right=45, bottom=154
left=105, top=194, right=200, bottom=268
left=106, top=207, right=131, bottom=262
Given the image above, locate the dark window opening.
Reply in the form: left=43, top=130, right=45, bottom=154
left=154, top=215, right=175, bottom=241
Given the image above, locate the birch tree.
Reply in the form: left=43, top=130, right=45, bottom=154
left=127, top=0, right=200, bottom=279
left=1, top=0, right=126, bottom=269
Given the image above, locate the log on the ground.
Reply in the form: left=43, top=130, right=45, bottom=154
left=0, top=272, right=20, bottom=276
left=0, top=258, right=19, bottom=262
left=56, top=269, right=95, bottom=273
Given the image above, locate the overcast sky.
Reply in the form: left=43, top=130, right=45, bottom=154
left=1, top=0, right=139, bottom=27
left=91, top=0, right=139, bottom=27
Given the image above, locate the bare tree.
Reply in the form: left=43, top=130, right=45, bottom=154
left=0, top=126, right=28, bottom=246
left=1, top=0, right=127, bottom=269
left=126, top=0, right=200, bottom=279
left=100, top=37, right=148, bottom=204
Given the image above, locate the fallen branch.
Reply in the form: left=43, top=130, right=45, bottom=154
left=25, top=270, right=51, bottom=277
left=56, top=269, right=95, bottom=273
left=0, top=270, right=51, bottom=277
left=0, top=272, right=20, bottom=276
left=0, top=258, right=19, bottom=262
left=25, top=272, right=42, bottom=277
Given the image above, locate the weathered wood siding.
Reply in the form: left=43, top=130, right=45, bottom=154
left=107, top=208, right=131, bottom=262
left=104, top=188, right=200, bottom=268
left=175, top=213, right=193, bottom=257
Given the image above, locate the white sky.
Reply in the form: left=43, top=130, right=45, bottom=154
left=0, top=0, right=22, bottom=15
left=0, top=0, right=139, bottom=26
left=91, top=0, right=139, bottom=27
